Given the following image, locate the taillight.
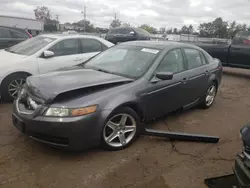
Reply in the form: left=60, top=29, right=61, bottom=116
left=26, top=30, right=33, bottom=38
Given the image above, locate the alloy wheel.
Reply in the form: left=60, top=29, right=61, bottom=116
left=103, top=113, right=137, bottom=148
left=205, top=85, right=216, bottom=107
left=8, top=79, right=26, bottom=98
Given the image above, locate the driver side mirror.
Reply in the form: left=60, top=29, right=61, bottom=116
left=155, top=72, right=173, bottom=80
left=43, top=50, right=54, bottom=58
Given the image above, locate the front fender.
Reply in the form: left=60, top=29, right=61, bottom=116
left=102, top=93, right=140, bottom=112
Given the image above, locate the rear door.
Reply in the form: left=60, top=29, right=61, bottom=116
left=0, top=28, right=12, bottom=49
left=181, top=48, right=210, bottom=106
left=120, top=28, right=137, bottom=42
left=37, top=38, right=82, bottom=73
left=228, top=34, right=250, bottom=68
left=79, top=38, right=103, bottom=63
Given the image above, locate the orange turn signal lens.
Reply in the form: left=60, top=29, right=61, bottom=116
left=71, top=105, right=97, bottom=116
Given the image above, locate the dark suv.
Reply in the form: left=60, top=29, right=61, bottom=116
left=0, top=26, right=32, bottom=49
left=105, top=27, right=151, bottom=44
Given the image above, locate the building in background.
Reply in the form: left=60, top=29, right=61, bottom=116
left=0, top=15, right=44, bottom=36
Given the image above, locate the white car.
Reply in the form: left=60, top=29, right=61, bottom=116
left=0, top=34, right=114, bottom=101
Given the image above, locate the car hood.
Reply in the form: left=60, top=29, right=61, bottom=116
left=0, top=49, right=27, bottom=64
left=26, top=67, right=134, bottom=103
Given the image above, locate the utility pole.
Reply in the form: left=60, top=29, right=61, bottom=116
left=55, top=14, right=59, bottom=22
left=81, top=6, right=86, bottom=33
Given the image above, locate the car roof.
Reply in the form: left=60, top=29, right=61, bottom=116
left=40, top=33, right=104, bottom=40
left=118, top=40, right=200, bottom=50
left=39, top=33, right=114, bottom=47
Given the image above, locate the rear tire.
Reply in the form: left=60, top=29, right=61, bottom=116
left=100, top=107, right=141, bottom=151
left=0, top=73, right=28, bottom=102
left=200, top=82, right=217, bottom=109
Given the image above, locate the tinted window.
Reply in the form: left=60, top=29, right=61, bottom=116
left=80, top=39, right=102, bottom=53
left=109, top=28, right=117, bottom=34
left=114, top=28, right=131, bottom=34
left=0, top=28, right=11, bottom=38
left=232, top=35, right=250, bottom=45
left=184, top=48, right=203, bottom=69
left=119, top=28, right=132, bottom=34
left=156, top=49, right=185, bottom=73
left=49, top=39, right=80, bottom=56
left=10, top=30, right=27, bottom=39
left=84, top=46, right=159, bottom=78
left=7, top=36, right=56, bottom=55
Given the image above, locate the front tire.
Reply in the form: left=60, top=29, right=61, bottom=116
left=200, top=82, right=217, bottom=109
left=100, top=107, right=140, bottom=151
left=0, top=73, right=28, bottom=102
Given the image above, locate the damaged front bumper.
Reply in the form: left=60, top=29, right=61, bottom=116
left=233, top=152, right=250, bottom=188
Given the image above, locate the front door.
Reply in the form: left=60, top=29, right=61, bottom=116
left=142, top=48, right=188, bottom=120
left=37, top=38, right=82, bottom=74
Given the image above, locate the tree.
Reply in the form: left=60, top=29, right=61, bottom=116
left=228, top=21, right=237, bottom=38
left=212, top=17, right=228, bottom=38
left=159, top=27, right=166, bottom=34
left=34, top=6, right=51, bottom=21
left=188, top=25, right=194, bottom=34
left=139, top=24, right=157, bottom=34
left=180, top=25, right=189, bottom=34
left=110, top=19, right=122, bottom=28
left=166, top=28, right=173, bottom=34
left=72, top=20, right=95, bottom=32
left=122, top=22, right=131, bottom=27
left=173, top=28, right=178, bottom=34
left=198, top=22, right=214, bottom=37
left=198, top=17, right=229, bottom=38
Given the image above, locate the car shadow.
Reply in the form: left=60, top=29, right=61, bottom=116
left=223, top=69, right=250, bottom=79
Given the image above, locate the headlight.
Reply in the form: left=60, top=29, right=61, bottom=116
left=45, top=105, right=98, bottom=117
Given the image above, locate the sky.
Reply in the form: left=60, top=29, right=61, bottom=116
left=1, top=0, right=250, bottom=29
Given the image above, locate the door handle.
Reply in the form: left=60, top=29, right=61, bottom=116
left=181, top=77, right=188, bottom=84
left=205, top=70, right=210, bottom=75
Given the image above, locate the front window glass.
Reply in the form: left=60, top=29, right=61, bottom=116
left=7, top=36, right=56, bottom=55
left=84, top=45, right=160, bottom=78
left=49, top=39, right=80, bottom=56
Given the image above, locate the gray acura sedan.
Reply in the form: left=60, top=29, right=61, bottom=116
left=12, top=41, right=222, bottom=151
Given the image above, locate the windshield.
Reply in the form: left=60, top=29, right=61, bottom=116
left=133, top=28, right=151, bottom=36
left=6, top=36, right=56, bottom=56
left=84, top=45, right=160, bottom=79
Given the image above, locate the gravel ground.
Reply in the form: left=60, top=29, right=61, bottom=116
left=1, top=67, right=250, bottom=188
